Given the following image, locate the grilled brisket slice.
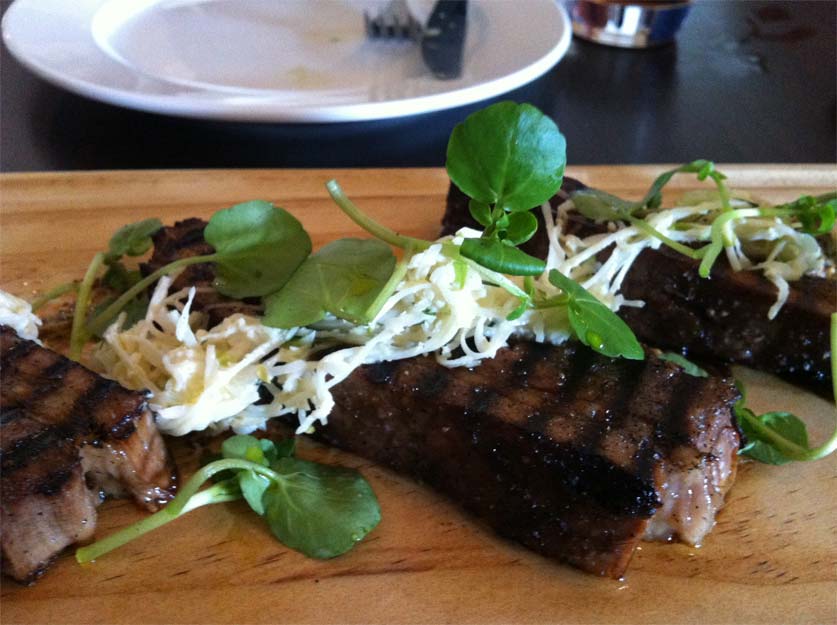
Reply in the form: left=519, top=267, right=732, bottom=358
left=141, top=218, right=262, bottom=326
left=0, top=327, right=176, bottom=583
left=442, top=182, right=836, bottom=396
left=316, top=340, right=740, bottom=578
left=617, top=249, right=834, bottom=395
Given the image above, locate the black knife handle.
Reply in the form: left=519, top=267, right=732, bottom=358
left=421, top=0, right=469, bottom=80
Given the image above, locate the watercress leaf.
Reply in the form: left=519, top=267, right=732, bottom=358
left=504, top=211, right=538, bottom=245
left=264, top=457, right=381, bottom=559
left=571, top=189, right=632, bottom=221
left=97, top=263, right=151, bottom=332
left=258, top=439, right=278, bottom=464
left=266, top=437, right=297, bottom=464
left=221, top=434, right=267, bottom=464
left=795, top=196, right=836, bottom=235
left=738, top=411, right=809, bottom=465
left=639, top=171, right=675, bottom=210
left=638, top=160, right=725, bottom=211
left=121, top=292, right=150, bottom=329
left=646, top=192, right=663, bottom=210
left=460, top=238, right=546, bottom=276
left=88, top=290, right=149, bottom=338
left=657, top=352, right=709, bottom=378
left=262, top=238, right=396, bottom=329
left=566, top=299, right=644, bottom=360
left=219, top=435, right=275, bottom=514
left=468, top=199, right=493, bottom=228
left=446, top=101, right=566, bottom=212
left=237, top=471, right=270, bottom=515
left=548, top=270, right=644, bottom=360
left=101, top=262, right=142, bottom=292
left=697, top=160, right=714, bottom=180
left=763, top=412, right=809, bottom=447
left=204, top=200, right=312, bottom=299
left=106, top=218, right=163, bottom=261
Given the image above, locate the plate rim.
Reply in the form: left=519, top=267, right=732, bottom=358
left=1, top=0, right=572, bottom=123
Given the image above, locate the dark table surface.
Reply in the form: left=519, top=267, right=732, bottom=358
left=1, top=0, right=835, bottom=173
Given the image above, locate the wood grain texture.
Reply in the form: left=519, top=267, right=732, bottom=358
left=1, top=166, right=835, bottom=625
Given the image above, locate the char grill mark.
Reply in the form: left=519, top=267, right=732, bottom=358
left=1, top=407, right=26, bottom=426
left=442, top=181, right=835, bottom=396
left=0, top=326, right=176, bottom=584
left=1, top=335, right=140, bottom=444
left=1, top=337, right=38, bottom=369
left=311, top=341, right=740, bottom=578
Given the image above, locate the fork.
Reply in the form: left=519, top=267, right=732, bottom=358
left=364, top=0, right=424, bottom=40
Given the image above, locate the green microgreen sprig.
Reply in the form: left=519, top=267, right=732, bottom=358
left=571, top=161, right=836, bottom=279
left=657, top=352, right=709, bottom=378
left=80, top=202, right=311, bottom=341
left=322, top=102, right=640, bottom=360
left=30, top=281, right=80, bottom=312
left=546, top=270, right=643, bottom=359
left=76, top=435, right=380, bottom=564
left=68, top=218, right=163, bottom=359
left=262, top=238, right=396, bottom=328
left=735, top=313, right=837, bottom=464
left=446, top=102, right=566, bottom=277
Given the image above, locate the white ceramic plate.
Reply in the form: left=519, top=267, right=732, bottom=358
left=1, top=0, right=571, bottom=122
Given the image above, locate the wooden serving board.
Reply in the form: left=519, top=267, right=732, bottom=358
left=1, top=166, right=835, bottom=625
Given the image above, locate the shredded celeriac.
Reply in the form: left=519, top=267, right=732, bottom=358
left=541, top=194, right=827, bottom=319
left=0, top=289, right=41, bottom=342
left=96, top=233, right=570, bottom=437
left=94, top=194, right=828, bottom=438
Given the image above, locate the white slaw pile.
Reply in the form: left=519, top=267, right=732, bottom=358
left=95, top=231, right=569, bottom=437
left=545, top=192, right=829, bottom=320
left=86, top=193, right=830, bottom=438
left=0, top=290, right=41, bottom=342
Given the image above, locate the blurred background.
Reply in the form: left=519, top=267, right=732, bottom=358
left=1, top=0, right=835, bottom=172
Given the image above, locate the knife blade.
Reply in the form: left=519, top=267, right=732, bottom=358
left=420, top=0, right=469, bottom=80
